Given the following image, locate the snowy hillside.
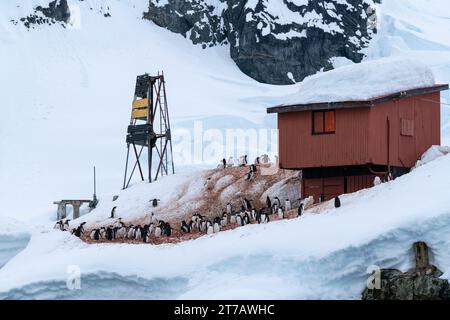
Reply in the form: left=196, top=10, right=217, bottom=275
left=1, top=151, right=450, bottom=299
left=1, top=0, right=450, bottom=299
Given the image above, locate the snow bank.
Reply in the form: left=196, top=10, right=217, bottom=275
left=414, top=145, right=450, bottom=168
left=1, top=152, right=450, bottom=298
left=282, top=58, right=436, bottom=105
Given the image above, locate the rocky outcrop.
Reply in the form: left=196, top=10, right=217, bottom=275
left=362, top=242, right=450, bottom=300
left=144, top=0, right=379, bottom=84
left=19, top=0, right=71, bottom=29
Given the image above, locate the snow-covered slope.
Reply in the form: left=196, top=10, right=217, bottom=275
left=1, top=152, right=450, bottom=299
left=0, top=0, right=293, bottom=229
left=1, top=0, right=450, bottom=299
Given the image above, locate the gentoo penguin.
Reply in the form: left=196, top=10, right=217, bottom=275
left=149, top=223, right=155, bottom=235
left=152, top=199, right=159, bottom=207
left=72, top=222, right=86, bottom=238
left=277, top=207, right=284, bottom=219
left=243, top=212, right=250, bottom=225
left=226, top=203, right=232, bottom=215
left=285, top=199, right=292, bottom=211
left=181, top=220, right=190, bottom=233
left=258, top=210, right=269, bottom=224
left=200, top=219, right=207, bottom=232
left=244, top=155, right=248, bottom=165
left=134, top=226, right=142, bottom=240
left=206, top=221, right=214, bottom=235
left=54, top=220, right=62, bottom=230
left=162, top=222, right=172, bottom=237
left=236, top=214, right=243, bottom=226
left=93, top=229, right=100, bottom=241
left=116, top=226, right=126, bottom=239
left=274, top=197, right=281, bottom=207
left=266, top=196, right=272, bottom=209
left=251, top=209, right=257, bottom=221
left=298, top=203, right=304, bottom=217
left=221, top=212, right=228, bottom=226
left=230, top=214, right=237, bottom=224
left=272, top=203, right=279, bottom=214
left=99, top=227, right=106, bottom=239
left=334, top=196, right=341, bottom=208
left=222, top=158, right=227, bottom=168
left=142, top=229, right=150, bottom=243
left=243, top=198, right=252, bottom=210
left=213, top=218, right=221, bottom=233
left=255, top=157, right=260, bottom=165
left=127, top=225, right=135, bottom=239
left=320, top=193, right=325, bottom=203
left=90, top=229, right=97, bottom=240
left=245, top=170, right=252, bottom=181
left=150, top=212, right=157, bottom=224
left=106, top=226, right=114, bottom=240
left=63, top=219, right=70, bottom=231
left=250, top=164, right=257, bottom=173
left=110, top=206, right=117, bottom=219
left=154, top=225, right=162, bottom=237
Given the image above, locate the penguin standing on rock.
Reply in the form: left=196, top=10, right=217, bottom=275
left=154, top=224, right=162, bottom=237
left=221, top=212, right=228, bottom=226
left=206, top=221, right=214, bottom=235
left=181, top=220, right=191, bottom=233
left=222, top=158, right=227, bottom=169
left=266, top=196, right=272, bottom=209
left=285, top=199, right=291, bottom=211
left=226, top=203, right=232, bottom=215
left=213, top=217, right=221, bottom=233
left=243, top=198, right=252, bottom=210
left=277, top=207, right=285, bottom=219
left=334, top=196, right=341, bottom=208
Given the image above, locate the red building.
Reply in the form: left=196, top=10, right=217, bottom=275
left=268, top=83, right=448, bottom=202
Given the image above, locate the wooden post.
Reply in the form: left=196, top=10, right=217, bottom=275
left=414, top=241, right=430, bottom=273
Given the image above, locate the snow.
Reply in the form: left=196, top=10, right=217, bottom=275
left=281, top=57, right=437, bottom=105
left=1, top=153, right=450, bottom=298
left=1, top=0, right=450, bottom=299
left=414, top=145, right=450, bottom=168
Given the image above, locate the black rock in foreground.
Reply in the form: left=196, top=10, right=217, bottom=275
left=362, top=242, right=450, bottom=300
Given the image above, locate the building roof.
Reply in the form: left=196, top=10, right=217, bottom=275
left=267, top=84, right=449, bottom=113
left=267, top=58, right=449, bottom=114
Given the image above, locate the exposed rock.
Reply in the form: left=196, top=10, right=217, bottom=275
left=17, top=0, right=70, bottom=29
left=362, top=242, right=450, bottom=300
left=144, top=0, right=379, bottom=84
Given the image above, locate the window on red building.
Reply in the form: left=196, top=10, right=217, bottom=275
left=312, top=110, right=336, bottom=134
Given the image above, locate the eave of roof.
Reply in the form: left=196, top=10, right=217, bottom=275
left=266, top=84, right=449, bottom=114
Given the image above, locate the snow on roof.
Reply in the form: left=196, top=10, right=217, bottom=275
left=282, top=58, right=437, bottom=106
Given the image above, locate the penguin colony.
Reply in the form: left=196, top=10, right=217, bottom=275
left=57, top=155, right=341, bottom=245
left=63, top=195, right=318, bottom=244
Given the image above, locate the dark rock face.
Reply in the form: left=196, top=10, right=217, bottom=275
left=362, top=266, right=450, bottom=300
left=144, top=0, right=379, bottom=84
left=18, top=0, right=71, bottom=29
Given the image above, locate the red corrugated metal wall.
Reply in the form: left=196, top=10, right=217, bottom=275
left=368, top=92, right=441, bottom=168
left=279, top=92, right=441, bottom=170
left=278, top=108, right=370, bottom=169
